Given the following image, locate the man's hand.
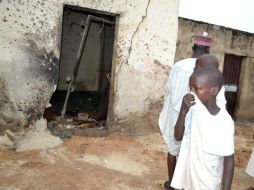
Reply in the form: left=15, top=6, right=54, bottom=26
left=180, top=93, right=196, bottom=114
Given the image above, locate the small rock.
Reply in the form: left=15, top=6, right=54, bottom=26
left=78, top=113, right=89, bottom=121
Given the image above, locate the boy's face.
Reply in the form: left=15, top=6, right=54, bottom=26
left=189, top=75, right=213, bottom=104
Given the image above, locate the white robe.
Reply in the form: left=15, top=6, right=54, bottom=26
left=246, top=149, right=254, bottom=177
left=171, top=93, right=235, bottom=190
left=159, top=58, right=227, bottom=155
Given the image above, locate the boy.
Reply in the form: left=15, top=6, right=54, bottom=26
left=159, top=53, right=226, bottom=190
left=159, top=32, right=212, bottom=190
left=172, top=67, right=234, bottom=190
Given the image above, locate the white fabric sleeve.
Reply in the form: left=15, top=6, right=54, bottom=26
left=169, top=67, right=191, bottom=112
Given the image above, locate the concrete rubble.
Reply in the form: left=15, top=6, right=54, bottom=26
left=0, top=119, right=61, bottom=152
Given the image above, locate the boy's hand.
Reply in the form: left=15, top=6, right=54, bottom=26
left=180, top=93, right=195, bottom=114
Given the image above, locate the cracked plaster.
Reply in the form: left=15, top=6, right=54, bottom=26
left=0, top=0, right=179, bottom=127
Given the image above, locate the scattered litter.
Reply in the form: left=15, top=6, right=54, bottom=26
left=79, top=123, right=93, bottom=129
left=65, top=76, right=71, bottom=82
left=59, top=135, right=70, bottom=141
left=65, top=124, right=76, bottom=129
left=66, top=118, right=73, bottom=123
left=90, top=118, right=104, bottom=128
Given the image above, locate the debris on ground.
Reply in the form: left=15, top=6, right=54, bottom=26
left=47, top=115, right=107, bottom=138
left=0, top=130, right=15, bottom=148
left=0, top=119, right=62, bottom=152
left=78, top=112, right=89, bottom=121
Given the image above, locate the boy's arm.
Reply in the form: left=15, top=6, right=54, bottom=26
left=174, top=93, right=195, bottom=141
left=222, top=154, right=234, bottom=190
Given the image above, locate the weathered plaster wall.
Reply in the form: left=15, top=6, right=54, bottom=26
left=176, top=18, right=254, bottom=70
left=175, top=17, right=254, bottom=122
left=0, top=0, right=179, bottom=128
left=236, top=58, right=254, bottom=122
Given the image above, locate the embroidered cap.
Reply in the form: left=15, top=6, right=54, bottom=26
left=194, top=32, right=212, bottom=47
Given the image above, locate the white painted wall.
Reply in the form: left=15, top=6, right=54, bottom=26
left=0, top=0, right=180, bottom=127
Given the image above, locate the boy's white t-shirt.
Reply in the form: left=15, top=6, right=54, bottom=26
left=171, top=93, right=235, bottom=190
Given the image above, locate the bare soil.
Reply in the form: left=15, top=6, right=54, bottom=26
left=0, top=123, right=253, bottom=190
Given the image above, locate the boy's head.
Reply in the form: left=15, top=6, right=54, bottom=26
left=194, top=54, right=219, bottom=71
left=189, top=67, right=224, bottom=104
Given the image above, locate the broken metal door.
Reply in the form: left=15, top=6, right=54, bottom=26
left=222, top=54, right=243, bottom=117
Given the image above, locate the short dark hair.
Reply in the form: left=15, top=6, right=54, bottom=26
left=191, top=66, right=224, bottom=89
left=192, top=44, right=210, bottom=54
left=196, top=54, right=219, bottom=68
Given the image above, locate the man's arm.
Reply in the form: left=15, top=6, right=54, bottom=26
left=222, top=154, right=234, bottom=190
left=174, top=111, right=187, bottom=141
left=174, top=93, right=195, bottom=141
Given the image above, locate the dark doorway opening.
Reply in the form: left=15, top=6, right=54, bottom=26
left=44, top=5, right=116, bottom=123
left=222, top=54, right=244, bottom=118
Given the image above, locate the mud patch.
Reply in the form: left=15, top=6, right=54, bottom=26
left=136, top=133, right=167, bottom=153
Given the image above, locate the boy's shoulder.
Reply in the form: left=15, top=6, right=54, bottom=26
left=219, top=108, right=234, bottom=122
left=217, top=108, right=235, bottom=130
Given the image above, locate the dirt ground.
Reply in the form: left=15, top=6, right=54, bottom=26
left=0, top=123, right=253, bottom=190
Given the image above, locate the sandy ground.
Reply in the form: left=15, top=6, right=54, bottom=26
left=0, top=124, right=253, bottom=190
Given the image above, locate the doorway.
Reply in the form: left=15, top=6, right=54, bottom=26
left=44, top=5, right=116, bottom=123
left=222, top=54, right=244, bottom=118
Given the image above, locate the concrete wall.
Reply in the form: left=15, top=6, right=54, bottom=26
left=236, top=57, right=254, bottom=122
left=176, top=17, right=254, bottom=122
left=0, top=0, right=180, bottom=129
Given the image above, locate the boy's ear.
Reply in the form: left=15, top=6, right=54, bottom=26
left=210, top=86, right=219, bottom=95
